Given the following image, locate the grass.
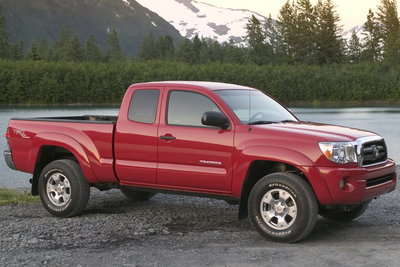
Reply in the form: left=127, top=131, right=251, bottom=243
left=0, top=188, right=39, bottom=205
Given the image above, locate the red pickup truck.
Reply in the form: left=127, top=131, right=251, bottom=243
left=4, top=81, right=397, bottom=242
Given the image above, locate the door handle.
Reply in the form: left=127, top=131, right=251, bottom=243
left=159, top=135, right=176, bottom=140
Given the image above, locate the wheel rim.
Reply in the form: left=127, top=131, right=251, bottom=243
left=46, top=172, right=71, bottom=207
left=260, top=188, right=297, bottom=230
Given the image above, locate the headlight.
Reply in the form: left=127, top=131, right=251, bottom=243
left=319, top=142, right=357, bottom=164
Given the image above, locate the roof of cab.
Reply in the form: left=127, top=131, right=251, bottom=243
left=130, top=81, right=255, bottom=91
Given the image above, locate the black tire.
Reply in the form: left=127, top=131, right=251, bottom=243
left=120, top=187, right=156, bottom=201
left=248, top=172, right=318, bottom=243
left=320, top=202, right=370, bottom=222
left=38, top=159, right=90, bottom=217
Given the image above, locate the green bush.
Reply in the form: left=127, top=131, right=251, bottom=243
left=0, top=60, right=399, bottom=105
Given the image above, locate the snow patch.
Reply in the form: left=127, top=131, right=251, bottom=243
left=122, top=0, right=134, bottom=11
left=151, top=21, right=157, bottom=27
left=136, top=0, right=268, bottom=45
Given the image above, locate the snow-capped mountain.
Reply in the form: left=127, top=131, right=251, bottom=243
left=136, top=0, right=268, bottom=45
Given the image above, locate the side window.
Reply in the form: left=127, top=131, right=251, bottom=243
left=128, top=89, right=160, bottom=123
left=167, top=90, right=222, bottom=127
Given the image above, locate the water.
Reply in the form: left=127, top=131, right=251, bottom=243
left=0, top=106, right=399, bottom=189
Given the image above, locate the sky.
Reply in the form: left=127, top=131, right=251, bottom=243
left=199, top=0, right=398, bottom=30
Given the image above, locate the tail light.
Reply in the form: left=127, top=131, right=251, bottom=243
left=5, top=131, right=11, bottom=149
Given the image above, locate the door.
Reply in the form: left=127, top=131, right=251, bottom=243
left=157, top=89, right=234, bottom=192
left=114, top=88, right=160, bottom=185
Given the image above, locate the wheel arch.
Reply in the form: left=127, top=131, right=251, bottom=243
left=30, top=136, right=96, bottom=195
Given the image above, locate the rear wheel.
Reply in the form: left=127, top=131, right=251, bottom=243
left=320, top=202, right=370, bottom=222
left=248, top=172, right=318, bottom=243
left=120, top=187, right=155, bottom=201
left=39, top=159, right=90, bottom=217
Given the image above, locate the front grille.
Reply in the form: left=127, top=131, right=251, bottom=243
left=366, top=174, right=394, bottom=188
left=361, top=139, right=387, bottom=166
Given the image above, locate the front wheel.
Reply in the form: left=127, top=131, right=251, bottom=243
left=39, top=159, right=90, bottom=217
left=320, top=202, right=370, bottom=222
left=248, top=172, right=318, bottom=243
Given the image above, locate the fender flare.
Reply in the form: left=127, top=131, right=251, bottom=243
left=29, top=132, right=98, bottom=183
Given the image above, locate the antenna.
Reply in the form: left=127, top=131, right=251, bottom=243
left=248, top=88, right=251, bottom=131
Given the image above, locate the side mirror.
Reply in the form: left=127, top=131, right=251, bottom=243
left=201, top=111, right=229, bottom=129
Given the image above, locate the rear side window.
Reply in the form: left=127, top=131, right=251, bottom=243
left=128, top=89, right=160, bottom=123
left=167, top=90, right=221, bottom=127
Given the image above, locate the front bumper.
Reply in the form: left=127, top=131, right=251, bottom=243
left=317, top=159, right=397, bottom=205
left=4, top=149, right=16, bottom=170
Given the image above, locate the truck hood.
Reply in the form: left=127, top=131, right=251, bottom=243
left=257, top=121, right=379, bottom=142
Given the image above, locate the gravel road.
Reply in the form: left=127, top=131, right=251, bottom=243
left=1, top=166, right=399, bottom=267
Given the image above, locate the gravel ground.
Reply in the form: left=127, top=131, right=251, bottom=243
left=1, top=166, right=399, bottom=267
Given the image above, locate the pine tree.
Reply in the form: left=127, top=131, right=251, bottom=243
left=192, top=35, right=202, bottom=63
left=376, top=0, right=400, bottom=64
left=264, top=14, right=286, bottom=63
left=54, top=27, right=72, bottom=61
left=278, top=0, right=317, bottom=64
left=84, top=34, right=103, bottom=62
left=314, top=0, right=344, bottom=64
left=139, top=33, right=156, bottom=60
left=0, top=3, right=9, bottom=59
left=157, top=35, right=175, bottom=60
left=65, top=34, right=83, bottom=61
left=346, top=31, right=362, bottom=63
left=176, top=38, right=196, bottom=63
left=9, top=41, right=24, bottom=60
left=277, top=1, right=297, bottom=61
left=107, top=28, right=124, bottom=61
left=362, top=9, right=382, bottom=61
left=38, top=39, right=55, bottom=61
left=27, top=41, right=41, bottom=61
left=245, top=15, right=271, bottom=65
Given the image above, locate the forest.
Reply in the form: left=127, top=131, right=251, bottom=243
left=0, top=0, right=399, bottom=105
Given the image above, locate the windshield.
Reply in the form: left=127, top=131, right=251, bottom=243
left=215, top=89, right=298, bottom=125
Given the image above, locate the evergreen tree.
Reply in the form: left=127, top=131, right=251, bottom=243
left=84, top=34, right=103, bottom=62
left=139, top=33, right=157, bottom=60
left=176, top=38, right=196, bottom=63
left=376, top=0, right=400, bottom=64
left=38, top=39, right=55, bottom=61
left=192, top=35, right=202, bottom=63
left=277, top=1, right=297, bottom=61
left=0, top=3, right=9, bottom=59
left=65, top=33, right=83, bottom=61
left=264, top=14, right=286, bottom=63
left=346, top=31, right=362, bottom=63
left=362, top=9, right=382, bottom=61
left=9, top=41, right=24, bottom=60
left=157, top=35, right=175, bottom=60
left=314, top=0, right=344, bottom=64
left=222, top=41, right=248, bottom=64
left=54, top=27, right=72, bottom=61
left=295, top=0, right=318, bottom=64
left=278, top=0, right=317, bottom=64
left=107, top=28, right=124, bottom=61
left=27, top=41, right=41, bottom=61
left=245, top=15, right=271, bottom=65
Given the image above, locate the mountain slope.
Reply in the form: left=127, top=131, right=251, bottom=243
left=136, top=0, right=268, bottom=45
left=2, top=0, right=183, bottom=55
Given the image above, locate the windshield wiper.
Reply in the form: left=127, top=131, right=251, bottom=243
left=248, top=121, right=277, bottom=125
left=280, top=119, right=297, bottom=123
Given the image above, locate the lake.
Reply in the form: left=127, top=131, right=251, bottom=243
left=1, top=106, right=399, bottom=189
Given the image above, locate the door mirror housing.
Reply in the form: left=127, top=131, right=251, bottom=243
left=201, top=111, right=229, bottom=129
